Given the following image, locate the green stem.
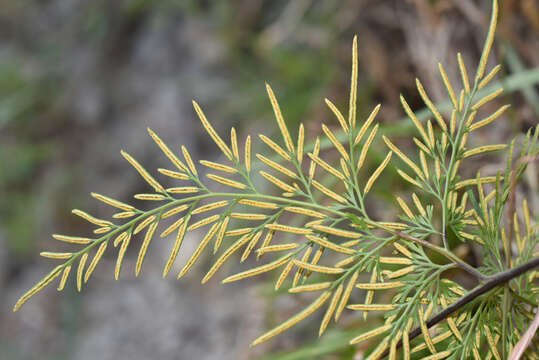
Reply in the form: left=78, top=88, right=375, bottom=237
left=391, top=264, right=453, bottom=339
left=441, top=81, right=479, bottom=249
left=459, top=301, right=486, bottom=360
left=57, top=192, right=346, bottom=272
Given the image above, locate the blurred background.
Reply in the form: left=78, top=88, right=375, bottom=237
left=1, top=0, right=538, bottom=359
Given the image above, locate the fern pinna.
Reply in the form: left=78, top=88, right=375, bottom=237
left=13, top=1, right=538, bottom=359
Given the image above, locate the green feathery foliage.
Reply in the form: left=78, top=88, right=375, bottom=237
left=13, top=1, right=538, bottom=359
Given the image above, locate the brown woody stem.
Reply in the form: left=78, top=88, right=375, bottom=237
left=381, top=256, right=539, bottom=358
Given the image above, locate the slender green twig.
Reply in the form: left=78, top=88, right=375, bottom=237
left=368, top=220, right=488, bottom=281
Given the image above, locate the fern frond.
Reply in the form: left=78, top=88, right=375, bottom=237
left=13, top=3, right=539, bottom=359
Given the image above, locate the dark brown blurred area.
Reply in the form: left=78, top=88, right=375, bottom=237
left=0, top=1, right=537, bottom=359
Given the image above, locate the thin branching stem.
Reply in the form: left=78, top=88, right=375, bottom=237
left=53, top=192, right=347, bottom=273
left=441, top=80, right=478, bottom=249
left=368, top=220, right=488, bottom=281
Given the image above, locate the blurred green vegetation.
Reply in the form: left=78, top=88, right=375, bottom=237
left=0, top=57, right=60, bottom=255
